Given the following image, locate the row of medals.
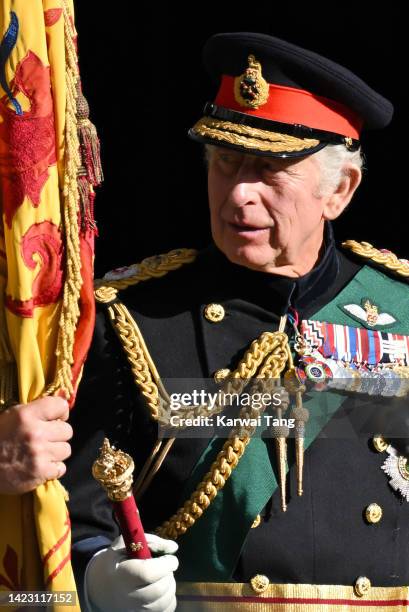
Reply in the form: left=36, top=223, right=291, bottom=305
left=292, top=328, right=409, bottom=398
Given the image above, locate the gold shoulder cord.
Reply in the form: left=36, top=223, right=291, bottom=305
left=342, top=240, right=409, bottom=278
left=95, top=249, right=294, bottom=536
left=95, top=248, right=199, bottom=293
left=95, top=249, right=198, bottom=421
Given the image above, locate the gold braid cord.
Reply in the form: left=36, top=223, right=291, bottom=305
left=94, top=249, right=198, bottom=294
left=192, top=117, right=320, bottom=153
left=107, top=301, right=164, bottom=420
left=104, top=296, right=289, bottom=427
left=48, top=1, right=83, bottom=397
left=156, top=334, right=290, bottom=540
left=342, top=240, right=409, bottom=278
left=95, top=251, right=292, bottom=538
left=94, top=249, right=199, bottom=422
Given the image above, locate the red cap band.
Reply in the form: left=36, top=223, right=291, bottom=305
left=215, top=75, right=363, bottom=139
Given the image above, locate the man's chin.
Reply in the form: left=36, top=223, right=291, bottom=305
left=223, top=245, right=278, bottom=273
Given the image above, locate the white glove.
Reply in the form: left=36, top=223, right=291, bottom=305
left=85, top=533, right=179, bottom=612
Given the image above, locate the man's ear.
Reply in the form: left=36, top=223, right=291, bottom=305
left=323, top=164, right=362, bottom=220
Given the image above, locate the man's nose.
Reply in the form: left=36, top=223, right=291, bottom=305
left=228, top=175, right=263, bottom=208
left=228, top=158, right=266, bottom=206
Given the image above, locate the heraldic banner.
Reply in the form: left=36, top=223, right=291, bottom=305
left=0, top=0, right=102, bottom=608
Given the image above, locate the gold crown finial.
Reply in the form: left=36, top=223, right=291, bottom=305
left=92, top=438, right=135, bottom=502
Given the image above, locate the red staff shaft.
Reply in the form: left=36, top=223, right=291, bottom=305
left=92, top=438, right=152, bottom=560
left=113, top=496, right=151, bottom=560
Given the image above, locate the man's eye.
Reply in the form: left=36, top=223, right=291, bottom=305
left=262, top=161, right=281, bottom=173
left=218, top=153, right=241, bottom=164
left=262, top=162, right=290, bottom=178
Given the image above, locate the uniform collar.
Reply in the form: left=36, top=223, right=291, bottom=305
left=198, top=223, right=339, bottom=316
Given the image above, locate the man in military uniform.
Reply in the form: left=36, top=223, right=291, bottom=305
left=63, top=33, right=409, bottom=611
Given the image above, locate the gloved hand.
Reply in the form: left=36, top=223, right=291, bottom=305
left=85, top=533, right=178, bottom=612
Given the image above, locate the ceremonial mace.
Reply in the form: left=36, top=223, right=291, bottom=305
left=92, top=438, right=151, bottom=560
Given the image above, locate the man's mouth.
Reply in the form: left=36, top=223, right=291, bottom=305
left=227, top=222, right=270, bottom=235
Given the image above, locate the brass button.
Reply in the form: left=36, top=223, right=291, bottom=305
left=130, top=542, right=143, bottom=552
left=204, top=303, right=225, bottom=323
left=372, top=435, right=388, bottom=453
left=250, top=574, right=269, bottom=594
left=214, top=368, right=231, bottom=384
left=251, top=514, right=261, bottom=529
left=354, top=576, right=371, bottom=597
left=365, top=503, right=383, bottom=524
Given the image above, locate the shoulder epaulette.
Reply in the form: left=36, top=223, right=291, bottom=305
left=342, top=240, right=409, bottom=280
left=94, top=248, right=198, bottom=304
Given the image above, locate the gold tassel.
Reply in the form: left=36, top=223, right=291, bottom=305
left=275, top=436, right=288, bottom=512
left=291, top=391, right=309, bottom=497
left=77, top=174, right=98, bottom=234
left=76, top=83, right=103, bottom=187
left=271, top=406, right=290, bottom=512
left=76, top=83, right=102, bottom=235
left=270, top=369, right=290, bottom=512
left=295, top=437, right=304, bottom=496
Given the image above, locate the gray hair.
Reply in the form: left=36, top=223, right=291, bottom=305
left=313, top=144, right=364, bottom=197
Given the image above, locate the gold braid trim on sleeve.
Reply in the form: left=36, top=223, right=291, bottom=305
left=342, top=240, right=409, bottom=278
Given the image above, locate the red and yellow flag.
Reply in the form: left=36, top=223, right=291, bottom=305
left=0, top=0, right=101, bottom=607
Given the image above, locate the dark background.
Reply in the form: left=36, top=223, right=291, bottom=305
left=74, top=3, right=408, bottom=276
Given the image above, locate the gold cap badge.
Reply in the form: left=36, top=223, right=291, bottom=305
left=234, top=55, right=269, bottom=109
